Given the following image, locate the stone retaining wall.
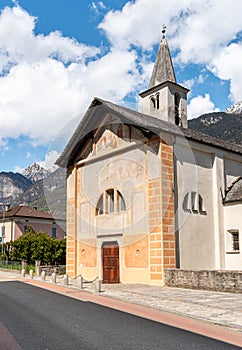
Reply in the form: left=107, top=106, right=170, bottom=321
left=38, top=265, right=66, bottom=276
left=164, top=269, right=242, bottom=293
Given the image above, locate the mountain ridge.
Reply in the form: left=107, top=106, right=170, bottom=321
left=188, top=112, right=242, bottom=145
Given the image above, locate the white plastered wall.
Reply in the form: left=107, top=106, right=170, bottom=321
left=224, top=203, right=242, bottom=269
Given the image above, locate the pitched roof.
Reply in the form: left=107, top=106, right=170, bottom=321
left=0, top=206, right=56, bottom=221
left=149, top=35, right=176, bottom=89
left=224, top=177, right=242, bottom=203
left=56, top=97, right=242, bottom=168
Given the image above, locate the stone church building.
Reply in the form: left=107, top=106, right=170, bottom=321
left=57, top=33, right=242, bottom=285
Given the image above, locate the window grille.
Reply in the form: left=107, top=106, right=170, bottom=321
left=232, top=232, right=240, bottom=251
left=226, top=230, right=240, bottom=253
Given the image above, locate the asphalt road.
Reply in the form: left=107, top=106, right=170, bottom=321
left=0, top=281, right=240, bottom=350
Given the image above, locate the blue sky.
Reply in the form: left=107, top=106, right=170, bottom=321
left=0, top=0, right=242, bottom=172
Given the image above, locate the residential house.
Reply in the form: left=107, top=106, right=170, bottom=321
left=0, top=205, right=65, bottom=243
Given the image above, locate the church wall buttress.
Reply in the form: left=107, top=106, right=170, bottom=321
left=66, top=167, right=77, bottom=277
left=161, top=135, right=176, bottom=269
left=148, top=178, right=163, bottom=283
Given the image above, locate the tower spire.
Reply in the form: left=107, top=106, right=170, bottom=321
left=148, top=26, right=176, bottom=89
left=139, top=26, right=189, bottom=128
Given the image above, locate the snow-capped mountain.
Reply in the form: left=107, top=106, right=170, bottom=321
left=226, top=100, right=242, bottom=114
left=22, top=162, right=50, bottom=183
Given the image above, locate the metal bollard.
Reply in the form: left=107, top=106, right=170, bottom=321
left=41, top=271, right=46, bottom=281
left=29, top=270, right=33, bottom=279
left=95, top=278, right=101, bottom=293
left=63, top=274, right=68, bottom=286
left=21, top=268, right=26, bottom=277
left=51, top=272, right=56, bottom=284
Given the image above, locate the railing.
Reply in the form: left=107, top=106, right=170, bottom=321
left=0, top=260, right=22, bottom=270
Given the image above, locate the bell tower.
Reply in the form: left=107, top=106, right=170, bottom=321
left=139, top=27, right=189, bottom=128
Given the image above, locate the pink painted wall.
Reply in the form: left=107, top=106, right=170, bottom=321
left=4, top=219, right=65, bottom=242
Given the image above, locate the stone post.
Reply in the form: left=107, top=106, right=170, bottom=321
left=95, top=278, right=101, bottom=293
left=35, top=260, right=41, bottom=277
left=77, top=275, right=83, bottom=289
left=21, top=268, right=26, bottom=277
left=51, top=272, right=57, bottom=284
left=41, top=271, right=46, bottom=281
left=22, top=260, right=27, bottom=271
left=63, top=274, right=68, bottom=286
left=29, top=270, right=34, bottom=279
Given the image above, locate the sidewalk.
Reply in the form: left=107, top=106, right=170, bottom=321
left=0, top=270, right=242, bottom=347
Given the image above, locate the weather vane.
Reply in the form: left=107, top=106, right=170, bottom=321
left=162, top=24, right=166, bottom=37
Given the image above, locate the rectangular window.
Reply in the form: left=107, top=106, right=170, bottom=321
left=226, top=230, right=240, bottom=253
left=52, top=227, right=57, bottom=238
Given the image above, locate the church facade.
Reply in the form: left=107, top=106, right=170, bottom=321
left=57, top=33, right=242, bottom=285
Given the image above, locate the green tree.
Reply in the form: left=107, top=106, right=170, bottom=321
left=11, top=227, right=66, bottom=265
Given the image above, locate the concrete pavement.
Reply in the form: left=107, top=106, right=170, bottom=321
left=101, top=283, right=242, bottom=331
left=0, top=269, right=242, bottom=347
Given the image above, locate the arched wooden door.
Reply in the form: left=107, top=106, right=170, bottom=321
left=102, top=242, right=120, bottom=284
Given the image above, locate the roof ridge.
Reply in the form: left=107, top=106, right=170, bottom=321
left=226, top=176, right=242, bottom=193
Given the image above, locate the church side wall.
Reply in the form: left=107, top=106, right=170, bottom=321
left=175, top=141, right=217, bottom=269
left=175, top=138, right=242, bottom=271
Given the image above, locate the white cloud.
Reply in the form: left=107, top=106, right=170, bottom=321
left=170, top=1, right=242, bottom=65
left=1, top=0, right=242, bottom=154
left=0, top=5, right=98, bottom=71
left=210, top=42, right=242, bottom=102
left=0, top=58, right=87, bottom=143
left=182, top=78, right=195, bottom=90
left=188, top=94, right=220, bottom=119
left=39, top=150, right=60, bottom=171
left=81, top=48, right=141, bottom=101
left=99, top=0, right=242, bottom=58
left=99, top=0, right=242, bottom=105
left=98, top=0, right=183, bottom=49
left=91, top=2, right=106, bottom=15
left=0, top=4, right=142, bottom=147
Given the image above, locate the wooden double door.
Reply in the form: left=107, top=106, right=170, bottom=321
left=102, top=242, right=120, bottom=284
